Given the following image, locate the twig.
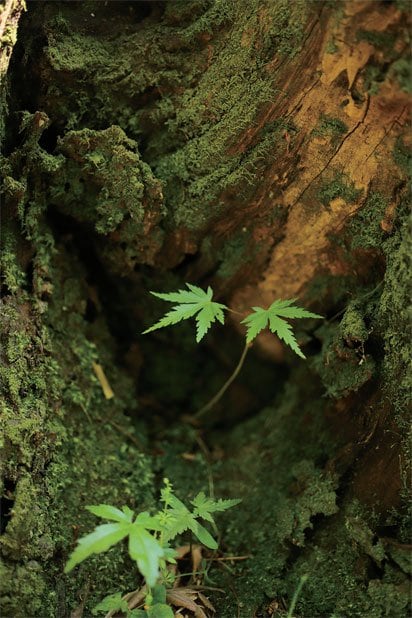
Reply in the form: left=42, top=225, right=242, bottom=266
left=206, top=555, right=250, bottom=562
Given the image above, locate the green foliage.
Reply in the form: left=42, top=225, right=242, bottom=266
left=92, top=592, right=144, bottom=617
left=65, top=506, right=163, bottom=587
left=65, top=479, right=239, bottom=614
left=144, top=284, right=322, bottom=359
left=143, top=283, right=228, bottom=342
left=159, top=481, right=241, bottom=549
left=393, top=136, right=411, bottom=173
left=92, top=585, right=174, bottom=617
left=241, top=299, right=322, bottom=357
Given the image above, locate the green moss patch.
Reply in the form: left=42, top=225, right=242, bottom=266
left=318, top=173, right=362, bottom=207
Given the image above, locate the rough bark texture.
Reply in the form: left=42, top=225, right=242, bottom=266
left=0, top=1, right=410, bottom=617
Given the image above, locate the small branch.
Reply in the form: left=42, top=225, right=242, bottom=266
left=194, top=342, right=251, bottom=419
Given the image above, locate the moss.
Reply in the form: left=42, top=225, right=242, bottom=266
left=390, top=58, right=412, bottom=93
left=52, top=125, right=163, bottom=235
left=395, top=0, right=411, bottom=10
left=393, top=136, right=411, bottom=174
left=0, top=222, right=27, bottom=294
left=1, top=137, right=156, bottom=616
left=14, top=0, right=310, bottom=239
left=312, top=326, right=375, bottom=399
left=214, top=229, right=252, bottom=279
left=0, top=247, right=156, bottom=615
left=357, top=30, right=397, bottom=51
left=376, top=207, right=411, bottom=538
left=318, top=173, right=362, bottom=207
left=2, top=1, right=410, bottom=616
left=0, top=560, right=47, bottom=617
left=199, top=374, right=402, bottom=617
left=349, top=191, right=388, bottom=250
left=312, top=114, right=348, bottom=146
left=287, top=507, right=410, bottom=617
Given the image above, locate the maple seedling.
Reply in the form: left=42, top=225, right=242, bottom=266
left=143, top=283, right=322, bottom=416
left=65, top=478, right=240, bottom=617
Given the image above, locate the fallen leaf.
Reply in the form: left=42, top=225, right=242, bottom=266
left=92, top=362, right=114, bottom=399
left=167, top=588, right=215, bottom=618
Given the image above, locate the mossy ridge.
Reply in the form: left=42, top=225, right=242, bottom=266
left=203, top=366, right=410, bottom=617
left=0, top=251, right=155, bottom=616
left=17, top=0, right=309, bottom=239
left=1, top=136, right=155, bottom=617
left=200, top=379, right=336, bottom=616
left=375, top=204, right=411, bottom=543
left=50, top=125, right=166, bottom=273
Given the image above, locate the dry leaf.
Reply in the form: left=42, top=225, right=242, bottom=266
left=175, top=544, right=203, bottom=576
left=167, top=588, right=215, bottom=618
left=92, top=362, right=114, bottom=399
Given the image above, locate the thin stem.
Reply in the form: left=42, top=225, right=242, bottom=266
left=287, top=574, right=309, bottom=618
left=226, top=307, right=247, bottom=317
left=195, top=342, right=251, bottom=418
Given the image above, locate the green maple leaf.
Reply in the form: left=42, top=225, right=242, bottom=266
left=159, top=481, right=240, bottom=550
left=162, top=506, right=218, bottom=550
left=191, top=492, right=242, bottom=524
left=242, top=299, right=322, bottom=358
left=142, top=283, right=228, bottom=342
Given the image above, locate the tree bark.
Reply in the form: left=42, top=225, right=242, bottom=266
left=0, top=1, right=410, bottom=616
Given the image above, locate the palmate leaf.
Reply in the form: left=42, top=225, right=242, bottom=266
left=191, top=492, right=242, bottom=524
left=159, top=481, right=240, bottom=550
left=160, top=487, right=218, bottom=549
left=162, top=507, right=218, bottom=550
left=242, top=299, right=322, bottom=357
left=143, top=283, right=227, bottom=342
